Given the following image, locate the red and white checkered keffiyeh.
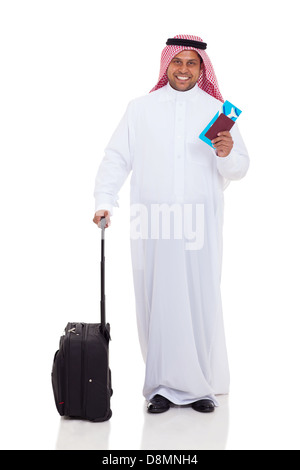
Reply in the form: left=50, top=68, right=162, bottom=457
left=150, top=34, right=224, bottom=102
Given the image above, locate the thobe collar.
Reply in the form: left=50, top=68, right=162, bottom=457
left=159, top=82, right=200, bottom=102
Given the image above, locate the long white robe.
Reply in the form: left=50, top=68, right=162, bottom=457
left=94, top=83, right=249, bottom=405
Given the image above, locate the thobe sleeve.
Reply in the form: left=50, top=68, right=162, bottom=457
left=94, top=102, right=134, bottom=215
left=215, top=124, right=249, bottom=181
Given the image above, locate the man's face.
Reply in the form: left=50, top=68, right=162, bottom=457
left=167, top=50, right=202, bottom=92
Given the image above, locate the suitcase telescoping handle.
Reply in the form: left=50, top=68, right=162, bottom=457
left=99, top=217, right=107, bottom=332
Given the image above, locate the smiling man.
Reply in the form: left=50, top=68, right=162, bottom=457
left=167, top=50, right=203, bottom=91
left=93, top=34, right=249, bottom=414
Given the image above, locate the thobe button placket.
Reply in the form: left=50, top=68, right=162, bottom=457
left=174, top=100, right=186, bottom=201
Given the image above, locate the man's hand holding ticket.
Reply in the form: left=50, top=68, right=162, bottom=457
left=199, top=100, right=242, bottom=157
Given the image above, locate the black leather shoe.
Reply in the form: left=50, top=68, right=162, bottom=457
left=191, top=399, right=215, bottom=413
left=147, top=395, right=171, bottom=414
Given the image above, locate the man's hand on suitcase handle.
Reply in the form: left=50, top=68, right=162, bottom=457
left=93, top=210, right=111, bottom=229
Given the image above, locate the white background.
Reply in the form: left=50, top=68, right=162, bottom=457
left=0, top=0, right=299, bottom=450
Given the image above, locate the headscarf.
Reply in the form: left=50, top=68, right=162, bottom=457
left=150, top=34, right=224, bottom=102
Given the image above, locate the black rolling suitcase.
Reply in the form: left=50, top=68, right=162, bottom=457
left=51, top=217, right=112, bottom=422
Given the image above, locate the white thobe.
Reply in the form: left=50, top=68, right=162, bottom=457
left=94, top=83, right=249, bottom=405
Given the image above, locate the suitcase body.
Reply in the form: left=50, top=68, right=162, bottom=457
left=52, top=322, right=112, bottom=422
left=52, top=217, right=112, bottom=422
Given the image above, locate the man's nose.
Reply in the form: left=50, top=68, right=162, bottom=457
left=179, top=63, right=189, bottom=74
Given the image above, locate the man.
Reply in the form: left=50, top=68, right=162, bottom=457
left=93, top=34, right=249, bottom=414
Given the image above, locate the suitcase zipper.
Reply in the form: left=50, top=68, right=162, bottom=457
left=65, top=324, right=72, bottom=416
left=66, top=323, right=81, bottom=417
left=81, top=323, right=88, bottom=418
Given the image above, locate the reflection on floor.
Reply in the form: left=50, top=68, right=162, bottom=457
left=56, top=395, right=229, bottom=450
left=140, top=396, right=229, bottom=450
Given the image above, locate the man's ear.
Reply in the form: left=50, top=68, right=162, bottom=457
left=198, top=61, right=204, bottom=80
